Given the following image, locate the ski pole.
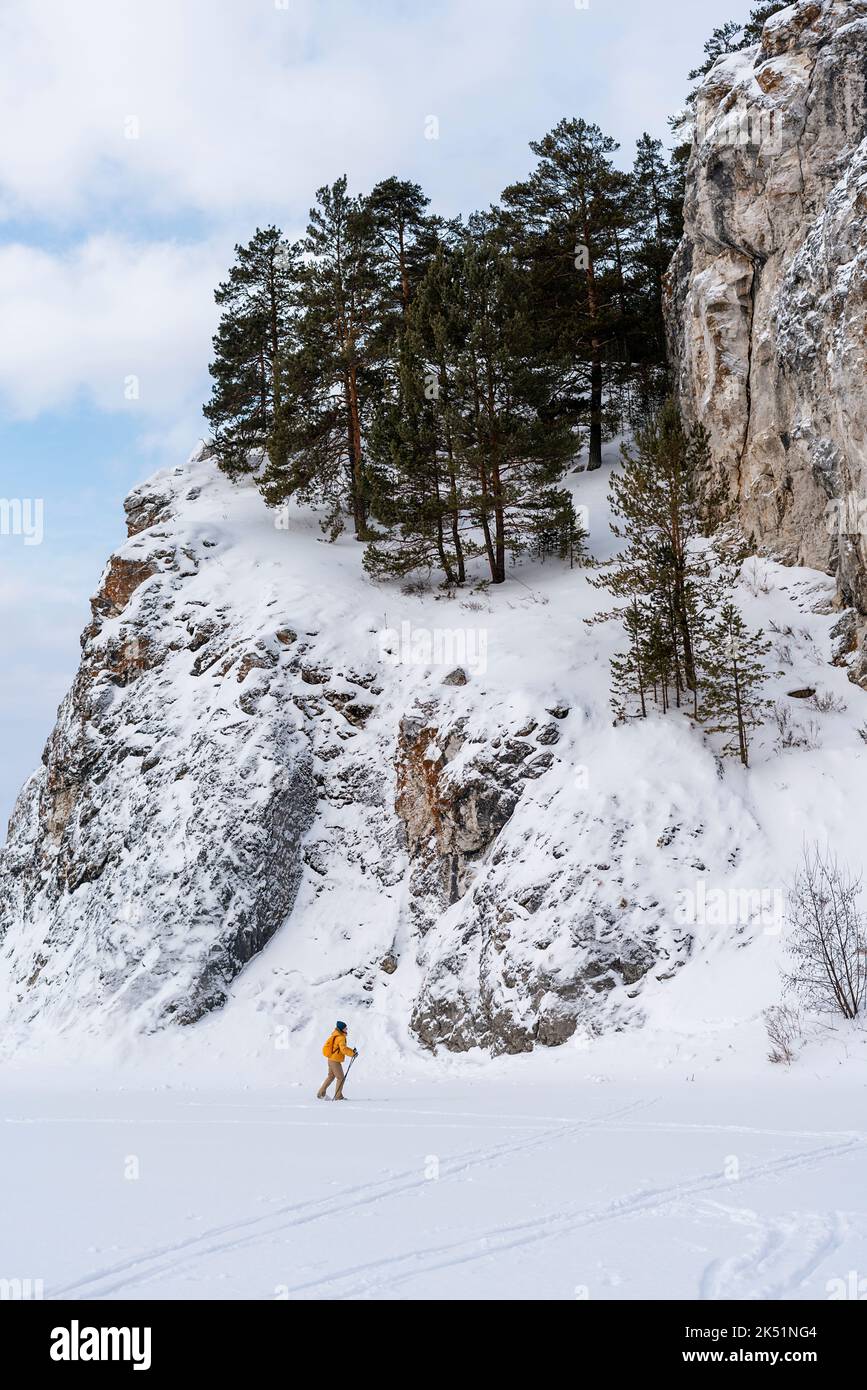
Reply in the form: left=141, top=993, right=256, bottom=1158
left=342, top=1050, right=358, bottom=1089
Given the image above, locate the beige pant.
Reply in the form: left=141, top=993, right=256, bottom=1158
left=317, top=1059, right=345, bottom=1099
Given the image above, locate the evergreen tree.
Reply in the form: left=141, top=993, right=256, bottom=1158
left=364, top=238, right=467, bottom=584
left=644, top=598, right=681, bottom=713
left=501, top=118, right=627, bottom=469
left=698, top=603, right=770, bottom=766
left=450, top=219, right=581, bottom=583
left=261, top=178, right=381, bottom=537
left=627, top=134, right=683, bottom=366
left=594, top=399, right=715, bottom=705
left=610, top=596, right=650, bottom=720
left=366, top=220, right=582, bottom=586
left=688, top=21, right=743, bottom=86
left=204, top=228, right=300, bottom=476
left=365, top=177, right=436, bottom=327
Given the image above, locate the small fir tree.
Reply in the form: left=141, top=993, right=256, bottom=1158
left=698, top=602, right=770, bottom=766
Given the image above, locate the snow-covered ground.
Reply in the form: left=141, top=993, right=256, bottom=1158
left=3, top=1065, right=866, bottom=1301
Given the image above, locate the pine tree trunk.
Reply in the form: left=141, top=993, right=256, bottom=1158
left=478, top=462, right=499, bottom=584
left=674, top=581, right=696, bottom=690
left=588, top=348, right=603, bottom=469
left=269, top=265, right=282, bottom=415
left=470, top=357, right=499, bottom=584
left=435, top=512, right=454, bottom=585
left=583, top=238, right=603, bottom=470
left=345, top=368, right=367, bottom=536
left=440, top=362, right=465, bottom=583
left=733, top=663, right=748, bottom=766
left=670, top=487, right=697, bottom=689
left=398, top=225, right=411, bottom=316
left=259, top=346, right=268, bottom=435
left=486, top=366, right=506, bottom=583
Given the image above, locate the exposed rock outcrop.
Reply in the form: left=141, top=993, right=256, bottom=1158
left=0, top=464, right=319, bottom=1028
left=0, top=457, right=694, bottom=1053
left=668, top=0, right=867, bottom=670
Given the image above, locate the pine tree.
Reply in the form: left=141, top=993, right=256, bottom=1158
left=501, top=117, right=627, bottom=469
left=627, top=135, right=682, bottom=367
left=610, top=596, right=650, bottom=720
left=450, top=218, right=581, bottom=583
left=261, top=178, right=381, bottom=537
left=204, top=228, right=300, bottom=477
left=688, top=21, right=743, bottom=86
left=594, top=399, right=716, bottom=705
left=365, top=220, right=583, bottom=586
left=644, top=599, right=681, bottom=713
left=364, top=236, right=467, bottom=585
left=698, top=603, right=770, bottom=767
left=365, top=177, right=436, bottom=327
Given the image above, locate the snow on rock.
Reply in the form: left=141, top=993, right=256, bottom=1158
left=668, top=0, right=867, bottom=665
left=3, top=442, right=867, bottom=1064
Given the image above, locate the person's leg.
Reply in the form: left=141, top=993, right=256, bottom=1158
left=332, top=1061, right=346, bottom=1099
left=317, top=1062, right=337, bottom=1098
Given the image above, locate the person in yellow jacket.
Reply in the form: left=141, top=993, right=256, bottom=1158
left=316, top=1020, right=358, bottom=1100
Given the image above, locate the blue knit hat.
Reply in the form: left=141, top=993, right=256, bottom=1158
left=336, top=1020, right=347, bottom=1031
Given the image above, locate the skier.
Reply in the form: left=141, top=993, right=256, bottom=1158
left=316, top=1020, right=358, bottom=1101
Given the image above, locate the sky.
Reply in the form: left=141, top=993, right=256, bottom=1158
left=0, top=0, right=756, bottom=833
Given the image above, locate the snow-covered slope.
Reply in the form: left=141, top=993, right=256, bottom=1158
left=2, top=441, right=867, bottom=1068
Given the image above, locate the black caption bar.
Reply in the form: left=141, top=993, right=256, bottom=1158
left=6, top=1298, right=860, bottom=1374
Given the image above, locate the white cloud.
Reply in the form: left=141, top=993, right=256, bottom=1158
left=0, top=0, right=731, bottom=224
left=0, top=235, right=225, bottom=420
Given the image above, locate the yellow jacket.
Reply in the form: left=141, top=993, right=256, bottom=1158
left=322, top=1029, right=356, bottom=1063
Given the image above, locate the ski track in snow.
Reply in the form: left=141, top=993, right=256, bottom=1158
left=278, top=1135, right=864, bottom=1301
left=45, top=1096, right=866, bottom=1301
left=49, top=1096, right=654, bottom=1299
left=699, top=1208, right=850, bottom=1301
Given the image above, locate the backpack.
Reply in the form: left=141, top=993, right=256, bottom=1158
left=322, top=1031, right=341, bottom=1059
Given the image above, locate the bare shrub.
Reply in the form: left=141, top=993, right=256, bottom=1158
left=809, top=688, right=847, bottom=714
left=784, top=845, right=867, bottom=1020
left=401, top=575, right=431, bottom=597
left=773, top=702, right=808, bottom=750
left=763, top=1003, right=802, bottom=1065
left=797, top=628, right=823, bottom=666
left=773, top=640, right=793, bottom=665
left=802, top=718, right=822, bottom=750
left=773, top=703, right=823, bottom=751
left=742, top=560, right=772, bottom=596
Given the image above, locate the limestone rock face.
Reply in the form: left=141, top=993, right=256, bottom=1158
left=668, top=0, right=867, bottom=642
left=0, top=457, right=686, bottom=1055
left=397, top=708, right=664, bottom=1056
left=0, top=459, right=318, bottom=1030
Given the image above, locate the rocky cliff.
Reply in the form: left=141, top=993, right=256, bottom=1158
left=0, top=455, right=713, bottom=1055
left=668, top=0, right=867, bottom=672
left=4, top=445, right=864, bottom=1062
